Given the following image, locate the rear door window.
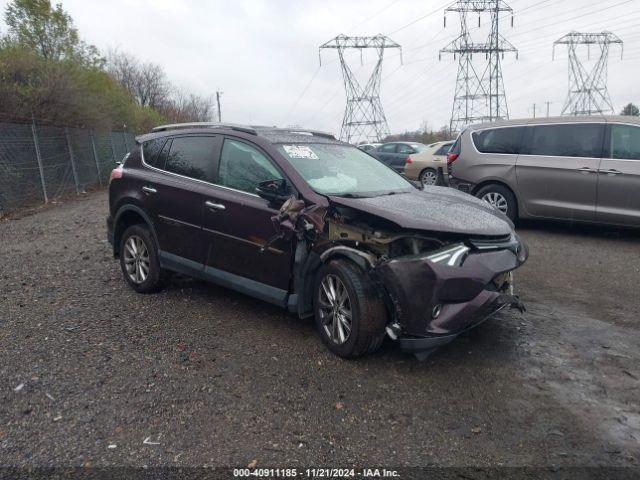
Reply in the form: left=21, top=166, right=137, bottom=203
left=472, top=127, right=525, bottom=154
left=397, top=144, right=415, bottom=154
left=379, top=144, right=397, bottom=153
left=522, top=124, right=604, bottom=158
left=607, top=124, right=640, bottom=160
left=164, top=136, right=217, bottom=182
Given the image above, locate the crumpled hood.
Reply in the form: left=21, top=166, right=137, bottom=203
left=328, top=186, right=514, bottom=237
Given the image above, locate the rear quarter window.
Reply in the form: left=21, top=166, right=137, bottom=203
left=435, top=143, right=453, bottom=156
left=142, top=138, right=166, bottom=167
left=472, top=127, right=525, bottom=154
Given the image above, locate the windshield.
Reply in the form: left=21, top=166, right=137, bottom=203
left=277, top=143, right=414, bottom=197
left=411, top=143, right=428, bottom=152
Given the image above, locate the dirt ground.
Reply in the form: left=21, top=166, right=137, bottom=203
left=0, top=191, right=638, bottom=470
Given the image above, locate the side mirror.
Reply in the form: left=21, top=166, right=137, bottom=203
left=255, top=178, right=290, bottom=205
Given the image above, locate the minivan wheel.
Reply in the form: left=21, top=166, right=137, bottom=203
left=119, top=224, right=166, bottom=293
left=476, top=184, right=518, bottom=222
left=313, top=260, right=387, bottom=358
left=420, top=168, right=438, bottom=186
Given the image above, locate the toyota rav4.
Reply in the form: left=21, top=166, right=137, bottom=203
left=107, top=123, right=528, bottom=359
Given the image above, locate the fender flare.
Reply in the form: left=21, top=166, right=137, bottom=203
left=319, top=245, right=376, bottom=271
left=113, top=204, right=160, bottom=255
left=295, top=245, right=379, bottom=317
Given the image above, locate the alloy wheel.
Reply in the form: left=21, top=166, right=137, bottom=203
left=123, top=235, right=150, bottom=284
left=482, top=192, right=509, bottom=215
left=318, top=274, right=352, bottom=345
left=420, top=170, right=438, bottom=186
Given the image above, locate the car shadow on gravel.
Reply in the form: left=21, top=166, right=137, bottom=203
left=161, top=273, right=524, bottom=369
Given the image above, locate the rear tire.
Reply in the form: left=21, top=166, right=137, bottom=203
left=313, top=259, right=387, bottom=358
left=476, top=184, right=518, bottom=222
left=420, top=168, right=438, bottom=186
left=119, top=224, right=166, bottom=293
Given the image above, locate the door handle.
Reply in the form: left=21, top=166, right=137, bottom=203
left=577, top=167, right=597, bottom=174
left=600, top=169, right=622, bottom=176
left=142, top=186, right=157, bottom=194
left=205, top=200, right=226, bottom=211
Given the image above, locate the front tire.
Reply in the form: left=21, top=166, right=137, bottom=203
left=313, top=259, right=387, bottom=358
left=476, top=184, right=518, bottom=222
left=119, top=224, right=166, bottom=293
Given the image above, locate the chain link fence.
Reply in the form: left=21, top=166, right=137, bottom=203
left=0, top=121, right=135, bottom=214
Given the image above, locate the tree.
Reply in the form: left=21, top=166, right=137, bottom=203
left=106, top=50, right=169, bottom=109
left=159, top=92, right=214, bottom=123
left=4, top=0, right=101, bottom=66
left=0, top=0, right=210, bottom=131
left=107, top=50, right=213, bottom=123
left=620, top=103, right=640, bottom=116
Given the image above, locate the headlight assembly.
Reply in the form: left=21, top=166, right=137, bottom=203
left=426, top=243, right=470, bottom=267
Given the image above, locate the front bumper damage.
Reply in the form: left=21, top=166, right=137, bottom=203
left=270, top=193, right=529, bottom=359
left=374, top=245, right=528, bottom=358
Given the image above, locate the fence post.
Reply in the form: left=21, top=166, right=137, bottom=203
left=65, top=128, right=80, bottom=194
left=109, top=131, right=117, bottom=163
left=90, top=131, right=103, bottom=186
left=30, top=118, right=48, bottom=203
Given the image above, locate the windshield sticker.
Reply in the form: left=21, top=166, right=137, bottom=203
left=283, top=145, right=319, bottom=160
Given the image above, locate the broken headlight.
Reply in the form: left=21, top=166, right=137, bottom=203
left=426, top=244, right=470, bottom=267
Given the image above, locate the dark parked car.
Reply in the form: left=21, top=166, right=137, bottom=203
left=371, top=141, right=429, bottom=173
left=108, top=123, right=528, bottom=359
left=357, top=142, right=382, bottom=152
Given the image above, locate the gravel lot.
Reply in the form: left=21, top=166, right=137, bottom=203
left=0, top=191, right=639, bottom=469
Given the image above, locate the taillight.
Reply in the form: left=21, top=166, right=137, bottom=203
left=405, top=155, right=413, bottom=164
left=447, top=153, right=459, bottom=164
left=110, top=165, right=123, bottom=183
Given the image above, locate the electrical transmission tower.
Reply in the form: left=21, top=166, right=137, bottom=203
left=319, top=35, right=401, bottom=144
left=440, top=1, right=517, bottom=133
left=553, top=32, right=623, bottom=116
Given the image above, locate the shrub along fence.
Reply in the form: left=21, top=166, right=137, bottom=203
left=0, top=121, right=135, bottom=214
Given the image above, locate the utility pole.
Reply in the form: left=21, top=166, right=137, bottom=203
left=440, top=0, right=518, bottom=134
left=545, top=101, right=552, bottom=117
left=553, top=32, right=623, bottom=116
left=531, top=103, right=537, bottom=118
left=319, top=34, right=402, bottom=144
left=216, top=90, right=223, bottom=122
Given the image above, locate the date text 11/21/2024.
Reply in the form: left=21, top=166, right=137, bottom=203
left=232, top=468, right=400, bottom=478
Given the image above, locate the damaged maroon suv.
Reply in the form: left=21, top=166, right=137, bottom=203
left=107, top=123, right=528, bottom=359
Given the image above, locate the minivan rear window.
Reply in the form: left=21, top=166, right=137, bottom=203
left=472, top=127, right=524, bottom=154
left=522, top=124, right=604, bottom=158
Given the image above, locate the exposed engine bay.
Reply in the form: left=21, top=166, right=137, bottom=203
left=267, top=193, right=529, bottom=358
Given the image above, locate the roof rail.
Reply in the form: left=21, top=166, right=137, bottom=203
left=151, top=122, right=257, bottom=135
left=257, top=127, right=336, bottom=140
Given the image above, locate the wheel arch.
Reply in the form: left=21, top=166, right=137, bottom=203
left=113, top=205, right=159, bottom=257
left=296, top=245, right=376, bottom=318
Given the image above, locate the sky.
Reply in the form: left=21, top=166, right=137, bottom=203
left=2, top=0, right=639, bottom=136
